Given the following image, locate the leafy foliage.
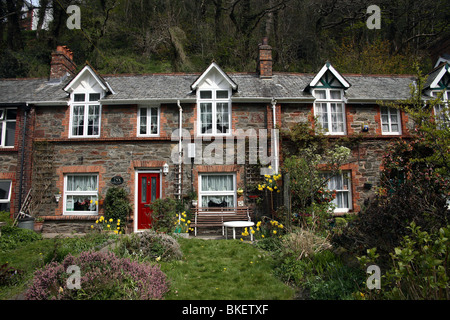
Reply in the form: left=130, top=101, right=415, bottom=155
left=0, top=226, right=43, bottom=252
left=104, top=187, right=133, bottom=223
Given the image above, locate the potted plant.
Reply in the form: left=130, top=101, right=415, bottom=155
left=34, top=216, right=44, bottom=233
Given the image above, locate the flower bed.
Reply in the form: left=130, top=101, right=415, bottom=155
left=24, top=250, right=169, bottom=300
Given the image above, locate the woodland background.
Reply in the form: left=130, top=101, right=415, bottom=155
left=1, top=0, right=449, bottom=78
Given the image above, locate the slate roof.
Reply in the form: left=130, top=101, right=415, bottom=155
left=0, top=71, right=416, bottom=105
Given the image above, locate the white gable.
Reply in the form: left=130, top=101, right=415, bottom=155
left=309, top=62, right=351, bottom=89
left=191, top=62, right=237, bottom=91
left=63, top=65, right=111, bottom=94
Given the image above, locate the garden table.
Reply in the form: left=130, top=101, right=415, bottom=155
left=223, top=221, right=255, bottom=241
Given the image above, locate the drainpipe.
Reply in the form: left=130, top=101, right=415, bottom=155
left=177, top=100, right=183, bottom=200
left=271, top=98, right=279, bottom=174
left=18, top=103, right=30, bottom=214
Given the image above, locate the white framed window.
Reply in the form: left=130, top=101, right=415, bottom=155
left=321, top=171, right=352, bottom=213
left=138, top=106, right=160, bottom=136
left=313, top=89, right=346, bottom=135
left=0, top=180, right=12, bottom=212
left=199, top=173, right=236, bottom=208
left=431, top=90, right=449, bottom=129
left=64, top=174, right=99, bottom=215
left=0, top=108, right=17, bottom=148
left=381, top=107, right=402, bottom=134
left=198, top=89, right=231, bottom=135
left=69, top=93, right=102, bottom=138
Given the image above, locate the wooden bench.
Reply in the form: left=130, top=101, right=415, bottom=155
left=192, top=207, right=253, bottom=237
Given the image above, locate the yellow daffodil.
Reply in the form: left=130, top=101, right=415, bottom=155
left=273, top=230, right=277, bottom=234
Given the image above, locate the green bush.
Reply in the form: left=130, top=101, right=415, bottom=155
left=147, top=198, right=182, bottom=233
left=115, top=230, right=182, bottom=262
left=359, top=222, right=450, bottom=300
left=275, top=249, right=364, bottom=300
left=104, top=187, right=133, bottom=222
left=0, top=226, right=42, bottom=251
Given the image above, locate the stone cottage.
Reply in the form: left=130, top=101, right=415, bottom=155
left=1, top=40, right=448, bottom=234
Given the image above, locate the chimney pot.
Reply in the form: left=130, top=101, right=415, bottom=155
left=50, top=45, right=77, bottom=80
left=258, top=37, right=272, bottom=78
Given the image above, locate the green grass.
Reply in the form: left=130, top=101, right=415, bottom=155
left=0, top=233, right=294, bottom=300
left=160, top=238, right=295, bottom=300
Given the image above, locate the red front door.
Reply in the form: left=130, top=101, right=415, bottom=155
left=137, top=172, right=160, bottom=230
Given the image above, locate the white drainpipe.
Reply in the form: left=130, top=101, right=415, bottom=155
left=177, top=100, right=183, bottom=200
left=271, top=98, right=279, bottom=174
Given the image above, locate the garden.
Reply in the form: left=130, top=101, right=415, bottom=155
left=1, top=74, right=449, bottom=301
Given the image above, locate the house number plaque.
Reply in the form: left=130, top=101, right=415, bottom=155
left=111, top=176, right=124, bottom=185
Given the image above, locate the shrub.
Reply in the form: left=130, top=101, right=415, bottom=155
left=147, top=198, right=181, bottom=233
left=104, top=187, right=133, bottom=223
left=332, top=174, right=450, bottom=263
left=0, top=226, right=42, bottom=251
left=115, top=229, right=182, bottom=262
left=358, top=223, right=450, bottom=300
left=281, top=228, right=331, bottom=260
left=0, top=263, right=24, bottom=286
left=275, top=250, right=364, bottom=300
left=24, top=251, right=169, bottom=300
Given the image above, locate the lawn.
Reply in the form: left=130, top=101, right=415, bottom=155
left=161, top=238, right=295, bottom=300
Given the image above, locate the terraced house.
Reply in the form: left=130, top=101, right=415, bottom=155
left=1, top=39, right=448, bottom=234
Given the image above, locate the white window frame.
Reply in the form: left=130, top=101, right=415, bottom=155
left=197, top=88, right=232, bottom=136
left=431, top=90, right=449, bottom=129
left=198, top=173, right=236, bottom=208
left=0, top=108, right=17, bottom=148
left=321, top=171, right=352, bottom=214
left=63, top=174, right=99, bottom=215
left=137, top=105, right=160, bottom=137
left=313, top=89, right=346, bottom=135
left=380, top=107, right=402, bottom=135
left=69, top=92, right=102, bottom=138
left=0, top=180, right=12, bottom=211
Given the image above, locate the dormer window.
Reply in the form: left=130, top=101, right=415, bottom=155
left=313, top=89, right=346, bottom=135
left=431, top=90, right=449, bottom=129
left=191, top=62, right=237, bottom=136
left=70, top=92, right=102, bottom=138
left=198, top=89, right=231, bottom=135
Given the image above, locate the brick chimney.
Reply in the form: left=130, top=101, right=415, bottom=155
left=257, top=37, right=272, bottom=78
left=50, top=45, right=77, bottom=80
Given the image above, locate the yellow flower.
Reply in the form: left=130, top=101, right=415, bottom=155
left=187, top=220, right=191, bottom=224
left=91, top=225, right=94, bottom=229
left=278, top=224, right=284, bottom=229
left=117, top=219, right=120, bottom=223
left=95, top=200, right=98, bottom=206
left=181, top=218, right=185, bottom=222
left=240, top=238, right=243, bottom=241
left=107, top=224, right=110, bottom=228
left=95, top=220, right=99, bottom=224
left=90, top=200, right=93, bottom=204
left=251, top=230, right=255, bottom=234
left=109, top=218, right=113, bottom=222
left=117, top=227, right=120, bottom=230
left=261, top=234, right=265, bottom=238
left=114, top=230, right=118, bottom=234
left=273, top=230, right=277, bottom=234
